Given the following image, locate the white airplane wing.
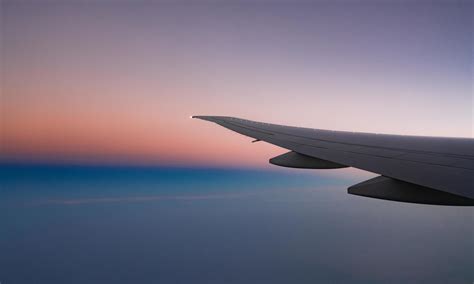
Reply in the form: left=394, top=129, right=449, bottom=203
left=193, top=116, right=474, bottom=206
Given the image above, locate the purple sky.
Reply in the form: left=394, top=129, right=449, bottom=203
left=2, top=1, right=472, bottom=166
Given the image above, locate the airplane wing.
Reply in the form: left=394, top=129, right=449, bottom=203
left=193, top=116, right=474, bottom=206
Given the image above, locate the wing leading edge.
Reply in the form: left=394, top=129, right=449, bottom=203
left=193, top=116, right=474, bottom=206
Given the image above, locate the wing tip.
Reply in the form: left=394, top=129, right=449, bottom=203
left=191, top=115, right=237, bottom=123
left=191, top=115, right=211, bottom=121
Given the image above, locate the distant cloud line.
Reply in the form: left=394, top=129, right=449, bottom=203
left=45, top=192, right=259, bottom=205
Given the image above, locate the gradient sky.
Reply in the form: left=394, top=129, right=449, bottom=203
left=1, top=1, right=472, bottom=167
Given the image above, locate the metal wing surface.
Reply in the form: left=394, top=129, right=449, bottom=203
left=193, top=116, right=474, bottom=206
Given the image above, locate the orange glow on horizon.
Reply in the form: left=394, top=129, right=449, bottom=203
left=1, top=102, right=286, bottom=167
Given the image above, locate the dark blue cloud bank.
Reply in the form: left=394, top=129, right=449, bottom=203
left=0, top=165, right=472, bottom=283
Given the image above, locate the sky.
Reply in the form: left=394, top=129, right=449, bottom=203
left=1, top=0, right=473, bottom=167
